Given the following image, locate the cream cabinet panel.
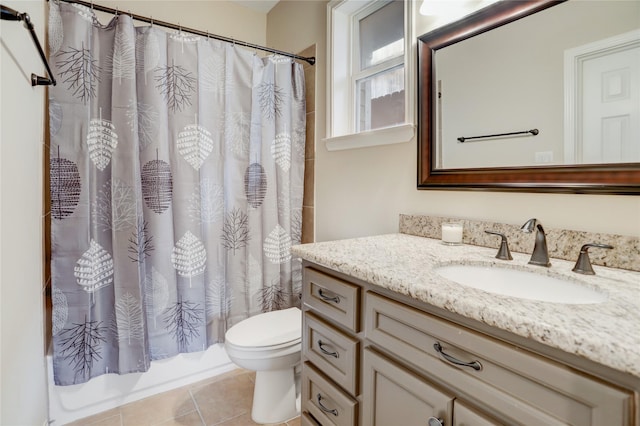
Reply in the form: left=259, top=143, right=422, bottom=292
left=365, top=291, right=633, bottom=425
left=453, top=401, right=502, bottom=426
left=362, top=348, right=453, bottom=426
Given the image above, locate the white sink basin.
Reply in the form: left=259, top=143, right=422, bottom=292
left=435, top=264, right=607, bottom=304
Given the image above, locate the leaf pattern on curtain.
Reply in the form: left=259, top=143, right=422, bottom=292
left=49, top=98, right=64, bottom=136
left=264, top=224, right=292, bottom=264
left=163, top=298, right=203, bottom=351
left=141, top=154, right=173, bottom=214
left=74, top=239, right=114, bottom=293
left=177, top=117, right=214, bottom=170
left=49, top=2, right=306, bottom=385
left=50, top=148, right=81, bottom=220
left=188, top=179, right=223, bottom=224
left=206, top=274, right=233, bottom=320
left=221, top=208, right=250, bottom=254
left=71, top=3, right=94, bottom=23
left=154, top=62, right=196, bottom=112
left=291, top=209, right=303, bottom=244
left=113, top=292, right=145, bottom=345
left=224, top=112, right=251, bottom=157
left=59, top=316, right=107, bottom=382
left=244, top=163, right=267, bottom=209
left=271, top=132, right=292, bottom=172
left=52, top=287, right=69, bottom=336
left=127, top=218, right=155, bottom=262
left=258, top=281, right=289, bottom=312
left=201, top=56, right=225, bottom=93
left=109, top=27, right=136, bottom=82
left=135, top=30, right=160, bottom=80
left=56, top=43, right=101, bottom=103
left=126, top=100, right=158, bottom=151
left=258, top=82, right=284, bottom=121
left=94, top=179, right=137, bottom=231
left=171, top=231, right=207, bottom=279
left=87, top=109, right=118, bottom=171
left=48, top=1, right=64, bottom=55
left=144, top=267, right=170, bottom=328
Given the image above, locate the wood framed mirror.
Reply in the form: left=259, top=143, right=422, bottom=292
left=417, top=0, right=640, bottom=194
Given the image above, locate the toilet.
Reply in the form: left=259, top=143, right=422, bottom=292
left=224, top=307, right=302, bottom=424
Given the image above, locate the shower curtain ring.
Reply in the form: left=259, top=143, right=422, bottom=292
left=115, top=6, right=118, bottom=16
left=150, top=16, right=153, bottom=27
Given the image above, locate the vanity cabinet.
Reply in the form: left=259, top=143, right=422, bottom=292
left=301, top=263, right=636, bottom=426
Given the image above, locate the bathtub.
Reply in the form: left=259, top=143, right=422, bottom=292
left=47, top=343, right=234, bottom=425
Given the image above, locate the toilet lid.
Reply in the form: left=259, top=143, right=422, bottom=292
left=225, top=307, right=301, bottom=348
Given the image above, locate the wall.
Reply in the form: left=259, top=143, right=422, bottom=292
left=267, top=0, right=640, bottom=244
left=0, top=0, right=48, bottom=424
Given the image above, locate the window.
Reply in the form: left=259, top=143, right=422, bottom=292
left=354, top=1, right=405, bottom=132
left=327, top=0, right=414, bottom=150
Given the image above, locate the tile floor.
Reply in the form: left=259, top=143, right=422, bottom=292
left=66, top=369, right=301, bottom=426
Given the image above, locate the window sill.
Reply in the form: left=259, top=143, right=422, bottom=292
left=324, top=123, right=415, bottom=151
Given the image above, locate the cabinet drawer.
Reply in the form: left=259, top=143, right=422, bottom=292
left=304, top=268, right=360, bottom=332
left=365, top=292, right=632, bottom=426
left=303, top=311, right=359, bottom=394
left=302, top=362, right=358, bottom=426
left=301, top=412, right=321, bottom=426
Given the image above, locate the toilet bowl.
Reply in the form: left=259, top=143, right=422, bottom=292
left=225, top=307, right=302, bottom=424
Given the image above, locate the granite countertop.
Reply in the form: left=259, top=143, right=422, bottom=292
left=291, top=233, right=640, bottom=378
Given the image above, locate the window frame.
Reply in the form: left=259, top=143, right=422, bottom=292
left=326, top=0, right=415, bottom=151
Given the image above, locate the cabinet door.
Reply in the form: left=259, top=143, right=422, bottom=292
left=363, top=348, right=454, bottom=426
left=454, top=401, right=502, bottom=426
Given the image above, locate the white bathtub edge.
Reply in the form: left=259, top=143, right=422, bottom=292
left=47, top=343, right=234, bottom=425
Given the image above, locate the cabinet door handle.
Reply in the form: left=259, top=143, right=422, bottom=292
left=317, top=339, right=339, bottom=358
left=427, top=417, right=444, bottom=426
left=318, top=288, right=340, bottom=304
left=317, top=393, right=338, bottom=416
left=433, top=342, right=482, bottom=371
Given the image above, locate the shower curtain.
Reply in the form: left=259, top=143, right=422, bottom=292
left=48, top=1, right=306, bottom=386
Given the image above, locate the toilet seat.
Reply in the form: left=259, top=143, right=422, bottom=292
left=225, top=307, right=301, bottom=349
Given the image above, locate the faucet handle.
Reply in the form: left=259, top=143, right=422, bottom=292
left=485, top=230, right=513, bottom=260
left=572, top=243, right=614, bottom=275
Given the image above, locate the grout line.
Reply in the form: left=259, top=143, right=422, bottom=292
left=187, top=387, right=207, bottom=426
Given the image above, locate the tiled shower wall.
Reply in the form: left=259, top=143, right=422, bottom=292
left=300, top=45, right=315, bottom=244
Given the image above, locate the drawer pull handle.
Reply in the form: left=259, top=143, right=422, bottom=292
left=317, top=393, right=338, bottom=416
left=318, top=288, right=340, bottom=304
left=317, top=340, right=339, bottom=358
left=434, top=342, right=482, bottom=371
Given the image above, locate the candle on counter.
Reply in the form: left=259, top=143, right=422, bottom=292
left=441, top=222, right=463, bottom=245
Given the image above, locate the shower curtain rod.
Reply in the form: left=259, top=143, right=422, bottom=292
left=49, top=0, right=316, bottom=66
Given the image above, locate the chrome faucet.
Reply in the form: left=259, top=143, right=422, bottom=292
left=521, top=218, right=551, bottom=267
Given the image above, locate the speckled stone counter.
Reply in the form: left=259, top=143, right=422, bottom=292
left=291, top=233, right=640, bottom=378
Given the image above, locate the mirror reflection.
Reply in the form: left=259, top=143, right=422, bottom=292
left=434, top=0, right=640, bottom=170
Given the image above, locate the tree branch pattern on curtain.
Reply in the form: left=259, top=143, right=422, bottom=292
left=48, top=1, right=305, bottom=386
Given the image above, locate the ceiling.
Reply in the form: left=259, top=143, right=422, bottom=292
left=231, top=0, right=280, bottom=13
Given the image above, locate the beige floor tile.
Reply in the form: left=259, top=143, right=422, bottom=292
left=214, top=412, right=286, bottom=426
left=191, top=374, right=254, bottom=425
left=188, top=368, right=250, bottom=390
left=286, top=417, right=301, bottom=426
left=65, top=408, right=122, bottom=426
left=120, top=387, right=196, bottom=426
left=153, top=410, right=204, bottom=426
